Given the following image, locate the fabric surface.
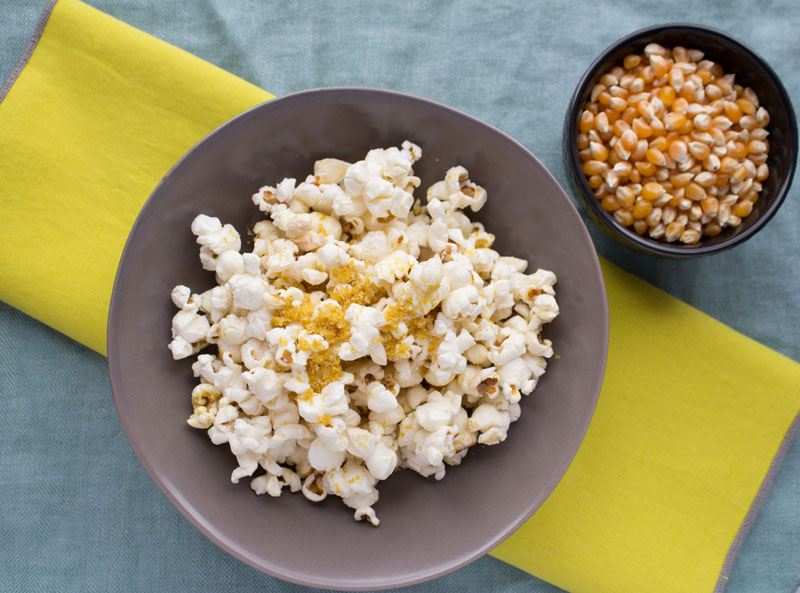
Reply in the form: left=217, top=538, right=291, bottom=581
left=0, top=0, right=270, bottom=353
left=1, top=1, right=799, bottom=593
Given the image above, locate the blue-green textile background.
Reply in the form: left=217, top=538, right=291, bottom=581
left=1, top=1, right=798, bottom=592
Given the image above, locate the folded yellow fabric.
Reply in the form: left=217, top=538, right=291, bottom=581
left=0, top=2, right=797, bottom=593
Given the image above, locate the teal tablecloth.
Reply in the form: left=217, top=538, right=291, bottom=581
left=1, top=1, right=798, bottom=592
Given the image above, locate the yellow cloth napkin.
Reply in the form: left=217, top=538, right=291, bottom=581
left=1, top=2, right=798, bottom=592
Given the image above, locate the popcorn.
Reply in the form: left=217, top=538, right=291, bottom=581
left=169, top=141, right=559, bottom=527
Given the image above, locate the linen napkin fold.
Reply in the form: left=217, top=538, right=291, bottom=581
left=1, top=2, right=798, bottom=593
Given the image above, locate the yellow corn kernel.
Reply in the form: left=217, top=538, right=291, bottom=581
left=756, top=106, right=770, bottom=127
left=616, top=185, right=636, bottom=208
left=613, top=119, right=631, bottom=136
left=622, top=106, right=638, bottom=124
left=624, top=54, right=642, bottom=70
left=595, top=111, right=610, bottom=134
left=613, top=140, right=630, bottom=161
left=658, top=85, right=676, bottom=106
left=609, top=85, right=630, bottom=98
left=736, top=97, right=756, bottom=115
left=579, top=110, right=594, bottom=133
left=730, top=165, right=747, bottom=184
left=609, top=97, right=627, bottom=111
left=620, top=129, right=638, bottom=151
left=670, top=172, right=694, bottom=188
left=614, top=161, right=633, bottom=177
left=601, top=195, right=621, bottom=211
left=717, top=203, right=732, bottom=226
left=633, top=219, right=648, bottom=235
left=732, top=141, right=748, bottom=159
left=583, top=160, right=608, bottom=175
left=716, top=76, right=733, bottom=93
left=652, top=118, right=668, bottom=137
left=694, top=172, right=717, bottom=187
left=756, top=163, right=769, bottom=181
left=747, top=139, right=768, bottom=154
left=587, top=174, right=604, bottom=189
left=734, top=200, right=753, bottom=218
left=590, top=141, right=609, bottom=161
left=703, top=221, right=722, bottom=237
left=697, top=68, right=713, bottom=85
left=679, top=83, right=697, bottom=102
left=649, top=222, right=666, bottom=239
left=632, top=199, right=653, bottom=219
left=742, top=188, right=759, bottom=203
left=712, top=116, right=734, bottom=131
left=700, top=196, right=719, bottom=215
left=663, top=111, right=686, bottom=131
left=705, top=83, right=723, bottom=101
left=688, top=141, right=710, bottom=160
left=707, top=100, right=724, bottom=117
left=680, top=228, right=701, bottom=244
left=703, top=154, right=721, bottom=172
left=738, top=115, right=757, bottom=130
left=650, top=54, right=669, bottom=77
left=649, top=136, right=669, bottom=152
left=664, top=221, right=685, bottom=242
left=672, top=97, right=689, bottom=114
left=672, top=46, right=688, bottom=62
left=614, top=208, right=634, bottom=226
left=632, top=118, right=653, bottom=139
left=685, top=182, right=706, bottom=201
left=723, top=101, right=743, bottom=124
left=668, top=140, right=688, bottom=163
left=719, top=156, right=739, bottom=174
left=742, top=87, right=759, bottom=106
left=646, top=206, right=663, bottom=228
left=641, top=182, right=665, bottom=201
left=631, top=139, right=649, bottom=161
left=636, top=160, right=657, bottom=177
left=678, top=118, right=695, bottom=135
left=692, top=113, right=712, bottom=131
left=669, top=67, right=685, bottom=92
left=644, top=43, right=667, bottom=57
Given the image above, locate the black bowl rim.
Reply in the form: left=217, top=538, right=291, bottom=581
left=565, top=22, right=798, bottom=258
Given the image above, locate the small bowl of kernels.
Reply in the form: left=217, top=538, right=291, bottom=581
left=565, top=23, right=797, bottom=257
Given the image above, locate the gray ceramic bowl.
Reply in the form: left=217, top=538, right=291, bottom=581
left=107, top=87, right=608, bottom=590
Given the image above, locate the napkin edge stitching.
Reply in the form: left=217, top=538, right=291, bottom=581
left=0, top=0, right=59, bottom=104
left=714, top=410, right=800, bottom=593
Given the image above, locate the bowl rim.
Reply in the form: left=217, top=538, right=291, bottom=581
left=565, top=22, right=798, bottom=258
left=107, top=86, right=609, bottom=590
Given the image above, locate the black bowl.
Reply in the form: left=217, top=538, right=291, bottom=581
left=564, top=23, right=798, bottom=258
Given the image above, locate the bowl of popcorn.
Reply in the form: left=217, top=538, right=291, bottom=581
left=108, top=88, right=608, bottom=590
left=565, top=24, right=797, bottom=257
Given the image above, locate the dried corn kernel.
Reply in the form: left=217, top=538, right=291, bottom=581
left=578, top=45, right=769, bottom=245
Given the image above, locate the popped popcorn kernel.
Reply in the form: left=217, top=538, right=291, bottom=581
left=169, top=141, right=559, bottom=527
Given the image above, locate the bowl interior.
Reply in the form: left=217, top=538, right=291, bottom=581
left=108, top=88, right=608, bottom=590
left=566, top=25, right=797, bottom=257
